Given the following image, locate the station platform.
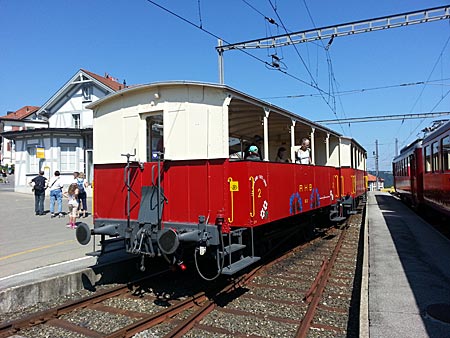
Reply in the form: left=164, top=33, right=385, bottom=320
left=363, top=191, right=450, bottom=337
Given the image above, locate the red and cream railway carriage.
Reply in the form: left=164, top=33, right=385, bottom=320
left=393, top=120, right=450, bottom=216
left=76, top=82, right=366, bottom=279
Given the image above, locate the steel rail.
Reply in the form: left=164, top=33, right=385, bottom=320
left=163, top=224, right=336, bottom=337
left=0, top=269, right=171, bottom=338
left=295, top=223, right=350, bottom=338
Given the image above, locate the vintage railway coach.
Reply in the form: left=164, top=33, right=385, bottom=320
left=77, top=82, right=366, bottom=279
left=393, top=120, right=450, bottom=216
left=393, top=139, right=423, bottom=207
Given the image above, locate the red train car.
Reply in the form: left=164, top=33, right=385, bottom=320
left=393, top=139, right=423, bottom=207
left=76, top=82, right=367, bottom=279
left=394, top=120, right=450, bottom=216
left=421, top=120, right=450, bottom=215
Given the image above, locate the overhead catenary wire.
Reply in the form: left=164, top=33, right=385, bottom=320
left=261, top=77, right=450, bottom=99
left=144, top=0, right=333, bottom=95
left=400, top=33, right=450, bottom=147
left=267, top=0, right=346, bottom=133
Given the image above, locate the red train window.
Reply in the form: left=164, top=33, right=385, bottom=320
left=432, top=142, right=439, bottom=172
left=424, top=146, right=431, bottom=173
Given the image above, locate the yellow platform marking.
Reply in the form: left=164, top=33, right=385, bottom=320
left=0, top=240, right=74, bottom=261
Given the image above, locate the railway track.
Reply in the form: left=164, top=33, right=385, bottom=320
left=0, top=205, right=365, bottom=338
left=154, top=211, right=363, bottom=338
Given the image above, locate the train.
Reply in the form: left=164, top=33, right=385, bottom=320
left=75, top=82, right=367, bottom=280
left=393, top=120, right=450, bottom=216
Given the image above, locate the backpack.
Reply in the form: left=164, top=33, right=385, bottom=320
left=34, top=177, right=46, bottom=192
left=77, top=178, right=85, bottom=193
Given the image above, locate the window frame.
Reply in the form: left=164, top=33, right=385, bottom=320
left=27, top=146, right=39, bottom=174
left=424, top=145, right=432, bottom=173
left=60, top=144, right=77, bottom=172
left=432, top=141, right=439, bottom=172
left=442, top=135, right=450, bottom=171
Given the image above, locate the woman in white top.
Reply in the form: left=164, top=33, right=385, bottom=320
left=49, top=170, right=64, bottom=218
left=296, top=138, right=312, bottom=164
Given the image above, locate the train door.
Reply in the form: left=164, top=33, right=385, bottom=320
left=410, top=154, right=417, bottom=204
left=146, top=115, right=164, bottom=162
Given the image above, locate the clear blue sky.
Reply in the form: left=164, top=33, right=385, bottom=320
left=1, top=0, right=449, bottom=171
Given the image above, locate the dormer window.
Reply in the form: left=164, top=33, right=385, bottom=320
left=82, top=85, right=92, bottom=102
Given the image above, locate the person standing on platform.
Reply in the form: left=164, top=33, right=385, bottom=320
left=76, top=172, right=89, bottom=218
left=64, top=183, right=79, bottom=229
left=2, top=169, right=8, bottom=184
left=30, top=171, right=47, bottom=215
left=48, top=170, right=64, bottom=218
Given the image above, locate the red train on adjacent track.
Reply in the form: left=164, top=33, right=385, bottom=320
left=76, top=82, right=367, bottom=280
left=393, top=120, right=450, bottom=216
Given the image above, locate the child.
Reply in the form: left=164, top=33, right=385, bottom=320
left=64, top=183, right=79, bottom=229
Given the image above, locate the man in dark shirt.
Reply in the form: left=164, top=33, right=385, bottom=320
left=31, top=171, right=48, bottom=215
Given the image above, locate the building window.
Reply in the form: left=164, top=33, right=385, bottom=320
left=82, top=85, right=92, bottom=102
left=432, top=141, right=439, bottom=172
left=442, top=136, right=450, bottom=171
left=27, top=147, right=39, bottom=173
left=60, top=145, right=77, bottom=172
left=424, top=146, right=431, bottom=173
left=72, top=114, right=80, bottom=129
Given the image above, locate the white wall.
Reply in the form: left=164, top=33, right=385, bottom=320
left=93, top=84, right=229, bottom=164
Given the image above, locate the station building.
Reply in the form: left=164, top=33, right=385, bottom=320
left=0, top=69, right=125, bottom=193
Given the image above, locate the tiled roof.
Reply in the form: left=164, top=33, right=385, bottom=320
left=81, top=69, right=125, bottom=92
left=367, top=173, right=384, bottom=182
left=1, top=106, right=40, bottom=120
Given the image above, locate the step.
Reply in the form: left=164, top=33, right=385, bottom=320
left=220, top=243, right=246, bottom=257
left=86, top=251, right=102, bottom=257
left=348, top=210, right=358, bottom=215
left=330, top=216, right=346, bottom=223
left=221, top=256, right=261, bottom=275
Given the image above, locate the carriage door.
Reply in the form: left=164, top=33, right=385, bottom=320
left=146, top=115, right=164, bottom=162
left=410, top=154, right=416, bottom=200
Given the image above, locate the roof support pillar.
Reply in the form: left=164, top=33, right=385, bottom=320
left=326, top=132, right=330, bottom=166
left=290, top=120, right=296, bottom=163
left=310, top=127, right=316, bottom=165
left=263, top=108, right=270, bottom=161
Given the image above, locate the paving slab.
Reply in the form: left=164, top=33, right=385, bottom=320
left=367, top=191, right=450, bottom=338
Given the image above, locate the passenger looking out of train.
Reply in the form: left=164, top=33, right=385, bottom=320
left=64, top=183, right=79, bottom=229
left=276, top=146, right=290, bottom=163
left=244, top=135, right=263, bottom=160
left=48, top=170, right=64, bottom=218
left=296, top=138, right=312, bottom=164
left=245, top=145, right=261, bottom=161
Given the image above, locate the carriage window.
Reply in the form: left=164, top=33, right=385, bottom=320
left=432, top=141, right=439, bottom=172
left=443, top=136, right=450, bottom=171
left=146, top=115, right=163, bottom=162
left=424, top=146, right=431, bottom=173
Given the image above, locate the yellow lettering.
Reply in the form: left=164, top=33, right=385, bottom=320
left=258, top=188, right=262, bottom=198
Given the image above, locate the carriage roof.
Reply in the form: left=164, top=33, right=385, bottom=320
left=88, top=81, right=365, bottom=164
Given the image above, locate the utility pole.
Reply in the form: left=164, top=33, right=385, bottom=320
left=395, top=138, right=399, bottom=157
left=218, top=39, right=224, bottom=85
left=375, top=139, right=379, bottom=191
